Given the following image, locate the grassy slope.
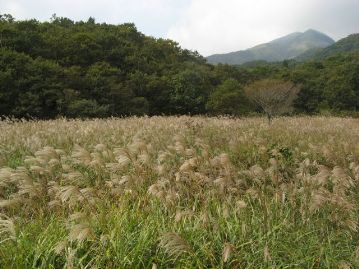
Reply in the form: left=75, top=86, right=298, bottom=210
left=0, top=116, right=359, bottom=268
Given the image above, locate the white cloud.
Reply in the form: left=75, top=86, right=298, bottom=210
left=167, top=0, right=359, bottom=56
left=0, top=0, right=190, bottom=38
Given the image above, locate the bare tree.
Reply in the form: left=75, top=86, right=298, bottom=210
left=244, top=79, right=300, bottom=124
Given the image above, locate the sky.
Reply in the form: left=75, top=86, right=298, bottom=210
left=1, top=0, right=359, bottom=56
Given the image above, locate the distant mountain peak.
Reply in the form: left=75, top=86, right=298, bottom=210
left=305, top=29, right=320, bottom=33
left=207, top=30, right=335, bottom=65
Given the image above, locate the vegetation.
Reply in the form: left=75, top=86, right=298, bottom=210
left=1, top=14, right=359, bottom=119
left=244, top=79, right=300, bottom=123
left=206, top=29, right=334, bottom=65
left=1, top=116, right=359, bottom=268
left=297, top=33, right=359, bottom=61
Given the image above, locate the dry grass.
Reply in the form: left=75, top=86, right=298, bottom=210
left=0, top=116, right=359, bottom=268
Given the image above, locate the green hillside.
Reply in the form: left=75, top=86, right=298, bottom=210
left=207, top=30, right=334, bottom=65
left=297, top=33, right=359, bottom=61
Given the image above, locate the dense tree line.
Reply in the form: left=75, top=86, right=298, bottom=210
left=0, top=14, right=358, bottom=118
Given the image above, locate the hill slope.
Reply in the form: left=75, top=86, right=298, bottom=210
left=296, top=33, right=359, bottom=61
left=207, top=29, right=334, bottom=65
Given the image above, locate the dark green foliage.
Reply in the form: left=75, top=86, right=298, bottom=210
left=67, top=99, right=109, bottom=118
left=206, top=79, right=251, bottom=115
left=0, top=15, right=212, bottom=118
left=291, top=53, right=359, bottom=113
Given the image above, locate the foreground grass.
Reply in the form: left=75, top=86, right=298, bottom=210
left=1, top=116, right=359, bottom=268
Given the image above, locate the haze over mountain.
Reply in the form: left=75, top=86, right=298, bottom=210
left=296, top=33, right=359, bottom=61
left=207, top=30, right=335, bottom=65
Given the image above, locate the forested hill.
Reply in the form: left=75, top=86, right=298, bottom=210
left=0, top=14, right=359, bottom=118
left=0, top=14, right=212, bottom=118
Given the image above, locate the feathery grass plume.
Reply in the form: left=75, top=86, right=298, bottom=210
left=309, top=188, right=328, bottom=212
left=264, top=244, right=271, bottom=263
left=342, top=219, right=358, bottom=233
left=72, top=145, right=92, bottom=165
left=338, top=260, right=352, bottom=269
left=148, top=184, right=161, bottom=197
left=241, top=223, right=247, bottom=237
left=59, top=185, right=81, bottom=206
left=157, top=151, right=170, bottom=163
left=210, top=156, right=221, bottom=168
left=175, top=172, right=181, bottom=182
left=128, top=139, right=147, bottom=155
left=332, top=166, right=353, bottom=188
left=69, top=212, right=88, bottom=222
left=349, top=162, right=359, bottom=180
left=68, top=223, right=93, bottom=243
left=159, top=232, right=192, bottom=258
left=48, top=158, right=60, bottom=168
left=35, top=146, right=59, bottom=163
left=117, top=151, right=131, bottom=168
left=138, top=152, right=150, bottom=165
left=165, top=190, right=179, bottom=206
left=0, top=198, right=22, bottom=209
left=246, top=188, right=259, bottom=199
left=0, top=168, right=14, bottom=186
left=194, top=172, right=210, bottom=184
left=148, top=180, right=168, bottom=200
left=175, top=210, right=194, bottom=223
left=62, top=164, right=72, bottom=172
left=249, top=165, right=265, bottom=178
left=0, top=214, right=16, bottom=242
left=296, top=158, right=311, bottom=178
left=54, top=240, right=68, bottom=255
left=55, top=149, right=66, bottom=156
left=100, top=234, right=109, bottom=246
left=236, top=200, right=247, bottom=209
left=354, top=245, right=359, bottom=260
left=314, top=165, right=331, bottom=185
left=63, top=171, right=83, bottom=185
left=268, top=158, right=278, bottom=168
left=219, top=153, right=230, bottom=167
left=174, top=141, right=185, bottom=155
left=48, top=199, right=62, bottom=209
left=156, top=164, right=166, bottom=176
left=222, top=205, right=230, bottom=219
left=79, top=187, right=98, bottom=204
left=17, top=180, right=42, bottom=198
left=24, top=156, right=43, bottom=167
left=94, top=144, right=107, bottom=152
left=67, top=212, right=94, bottom=243
left=89, top=152, right=104, bottom=168
left=179, top=161, right=193, bottom=173
left=29, top=165, right=48, bottom=175
left=65, top=247, right=75, bottom=269
left=200, top=212, right=210, bottom=227
left=185, top=148, right=195, bottom=157
left=222, top=243, right=234, bottom=263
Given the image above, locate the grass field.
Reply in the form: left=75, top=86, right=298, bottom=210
left=1, top=116, right=359, bottom=268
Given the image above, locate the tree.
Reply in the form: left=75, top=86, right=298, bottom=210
left=169, top=67, right=212, bottom=115
left=206, top=79, right=250, bottom=115
left=244, top=79, right=300, bottom=124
